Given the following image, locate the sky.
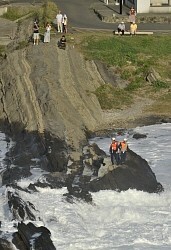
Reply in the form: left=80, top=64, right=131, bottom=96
left=0, top=123, right=171, bottom=250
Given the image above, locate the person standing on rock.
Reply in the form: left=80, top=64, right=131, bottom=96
left=33, top=21, right=39, bottom=45
left=120, top=138, right=128, bottom=164
left=56, top=10, right=63, bottom=33
left=109, top=138, right=120, bottom=165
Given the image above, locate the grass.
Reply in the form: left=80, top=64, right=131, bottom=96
left=74, top=33, right=171, bottom=110
left=81, top=35, right=171, bottom=79
left=2, top=6, right=36, bottom=21
left=2, top=1, right=58, bottom=28
left=94, top=84, right=132, bottom=110
left=0, top=46, right=5, bottom=53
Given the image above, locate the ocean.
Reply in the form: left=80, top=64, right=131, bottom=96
left=0, top=123, right=171, bottom=250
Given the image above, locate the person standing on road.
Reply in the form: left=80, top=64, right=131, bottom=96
left=33, top=21, right=39, bottom=45
left=129, top=6, right=136, bottom=23
left=130, top=22, right=137, bottom=36
left=109, top=138, right=120, bottom=165
left=56, top=10, right=63, bottom=33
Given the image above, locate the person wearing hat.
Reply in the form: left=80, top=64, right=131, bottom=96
left=109, top=138, right=120, bottom=165
left=120, top=138, right=128, bottom=164
left=117, top=21, right=125, bottom=36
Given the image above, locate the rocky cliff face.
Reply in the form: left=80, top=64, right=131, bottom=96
left=0, top=18, right=105, bottom=173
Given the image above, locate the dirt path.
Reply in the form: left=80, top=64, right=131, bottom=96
left=100, top=96, right=155, bottom=129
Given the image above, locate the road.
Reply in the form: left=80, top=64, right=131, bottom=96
left=54, top=0, right=171, bottom=32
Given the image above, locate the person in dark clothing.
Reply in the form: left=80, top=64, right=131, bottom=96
left=33, top=21, right=39, bottom=45
left=109, top=138, right=120, bottom=165
left=58, top=35, right=66, bottom=49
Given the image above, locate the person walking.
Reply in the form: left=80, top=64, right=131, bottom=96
left=44, top=22, right=51, bottom=43
left=33, top=21, right=39, bottom=45
left=129, top=6, right=136, bottom=23
left=130, top=22, right=137, bottom=36
left=120, top=138, right=128, bottom=164
left=62, top=14, right=68, bottom=33
left=109, top=138, right=120, bottom=165
left=117, top=21, right=125, bottom=35
left=56, top=10, right=63, bottom=33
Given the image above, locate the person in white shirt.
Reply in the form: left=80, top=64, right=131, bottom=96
left=117, top=21, right=125, bottom=35
left=44, top=22, right=51, bottom=43
left=56, top=11, right=63, bottom=33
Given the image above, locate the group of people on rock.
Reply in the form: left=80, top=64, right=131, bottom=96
left=32, top=10, right=68, bottom=45
left=109, top=137, right=128, bottom=165
left=117, top=6, right=137, bottom=36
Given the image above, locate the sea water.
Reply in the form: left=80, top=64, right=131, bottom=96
left=0, top=124, right=171, bottom=250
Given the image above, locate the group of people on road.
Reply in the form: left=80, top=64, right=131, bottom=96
left=56, top=10, right=68, bottom=34
left=109, top=137, right=128, bottom=165
left=117, top=6, right=137, bottom=36
left=32, top=10, right=68, bottom=45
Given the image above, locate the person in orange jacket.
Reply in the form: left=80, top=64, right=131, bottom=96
left=109, top=138, right=120, bottom=165
left=120, top=138, right=128, bottom=164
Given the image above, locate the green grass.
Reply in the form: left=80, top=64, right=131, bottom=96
left=94, top=84, right=132, bottom=110
left=79, top=34, right=171, bottom=110
left=2, top=6, right=35, bottom=21
left=82, top=35, right=171, bottom=83
left=2, top=1, right=58, bottom=27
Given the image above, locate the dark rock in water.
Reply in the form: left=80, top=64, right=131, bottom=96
left=0, top=238, right=13, bottom=250
left=133, top=133, right=147, bottom=139
left=88, top=148, right=164, bottom=193
left=64, top=174, right=92, bottom=203
left=160, top=118, right=171, bottom=123
left=2, top=165, right=31, bottom=185
left=83, top=143, right=106, bottom=177
left=30, top=172, right=68, bottom=190
left=7, top=189, right=36, bottom=221
left=12, top=221, right=56, bottom=250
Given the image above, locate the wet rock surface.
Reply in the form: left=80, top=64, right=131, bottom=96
left=12, top=222, right=56, bottom=250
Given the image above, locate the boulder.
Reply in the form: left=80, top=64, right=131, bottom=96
left=0, top=238, right=14, bottom=250
left=7, top=188, right=36, bottom=221
left=64, top=174, right=92, bottom=203
left=88, top=148, right=164, bottom=193
left=12, top=222, right=56, bottom=250
left=146, top=68, right=161, bottom=84
left=133, top=133, right=147, bottom=139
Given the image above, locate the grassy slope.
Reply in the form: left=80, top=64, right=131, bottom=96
left=70, top=32, right=171, bottom=116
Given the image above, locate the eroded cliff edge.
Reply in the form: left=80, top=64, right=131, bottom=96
left=0, top=18, right=106, bottom=173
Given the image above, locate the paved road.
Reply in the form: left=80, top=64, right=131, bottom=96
left=54, top=0, right=171, bottom=32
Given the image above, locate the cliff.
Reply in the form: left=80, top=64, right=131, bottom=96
left=0, top=18, right=105, bottom=172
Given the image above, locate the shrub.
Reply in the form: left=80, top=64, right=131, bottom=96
left=153, top=80, right=169, bottom=90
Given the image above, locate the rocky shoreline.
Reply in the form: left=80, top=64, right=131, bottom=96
left=0, top=14, right=170, bottom=250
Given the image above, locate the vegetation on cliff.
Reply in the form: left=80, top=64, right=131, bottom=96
left=74, top=32, right=171, bottom=113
